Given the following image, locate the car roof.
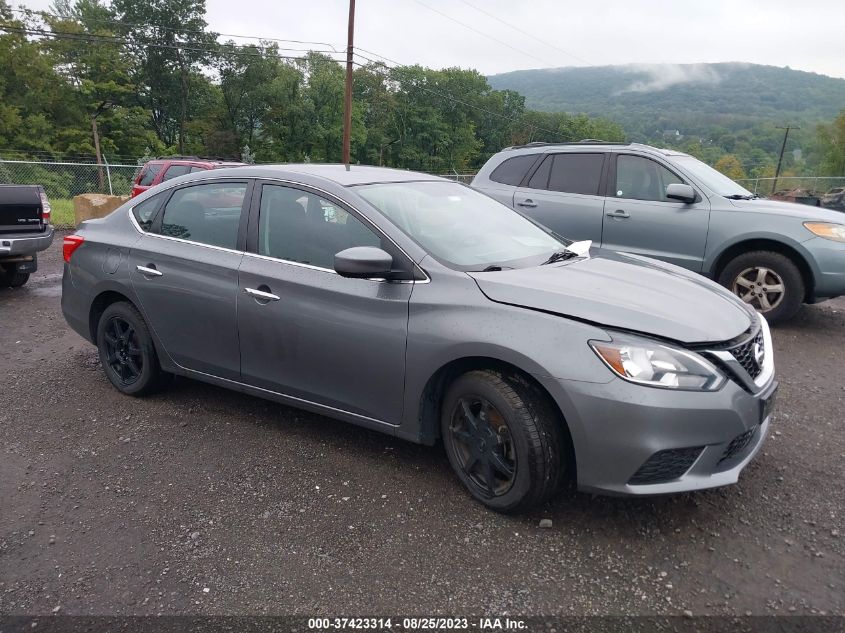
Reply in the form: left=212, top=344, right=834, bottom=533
left=194, top=164, right=449, bottom=187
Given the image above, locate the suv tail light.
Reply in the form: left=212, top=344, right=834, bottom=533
left=63, top=235, right=85, bottom=262
left=39, top=190, right=51, bottom=222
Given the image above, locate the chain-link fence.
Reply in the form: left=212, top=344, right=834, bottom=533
left=736, top=176, right=845, bottom=195
left=0, top=159, right=141, bottom=199
left=437, top=173, right=476, bottom=184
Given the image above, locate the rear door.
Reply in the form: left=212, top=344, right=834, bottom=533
left=601, top=153, right=710, bottom=271
left=512, top=152, right=607, bottom=242
left=128, top=179, right=252, bottom=380
left=236, top=181, right=413, bottom=424
left=476, top=153, right=542, bottom=207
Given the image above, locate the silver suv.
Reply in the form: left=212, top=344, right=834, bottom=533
left=472, top=142, right=845, bottom=323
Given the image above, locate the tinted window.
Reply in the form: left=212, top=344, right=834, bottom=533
left=138, top=163, right=162, bottom=186
left=189, top=166, right=209, bottom=173
left=547, top=154, right=604, bottom=195
left=162, top=164, right=191, bottom=181
left=615, top=155, right=685, bottom=202
left=489, top=154, right=539, bottom=186
left=258, top=185, right=381, bottom=269
left=526, top=155, right=552, bottom=189
left=131, top=194, right=163, bottom=231
left=159, top=183, right=247, bottom=249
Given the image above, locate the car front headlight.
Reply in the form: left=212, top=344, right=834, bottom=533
left=590, top=335, right=725, bottom=391
left=804, top=222, right=845, bottom=243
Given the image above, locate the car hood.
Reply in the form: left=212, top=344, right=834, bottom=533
left=727, top=197, right=845, bottom=221
left=469, top=249, right=753, bottom=344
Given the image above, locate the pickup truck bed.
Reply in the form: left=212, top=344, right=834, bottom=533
left=0, top=184, right=55, bottom=287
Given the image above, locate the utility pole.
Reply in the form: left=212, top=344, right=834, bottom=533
left=342, top=0, right=356, bottom=166
left=772, top=125, right=799, bottom=194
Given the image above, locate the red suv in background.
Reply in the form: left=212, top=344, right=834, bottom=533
left=131, top=157, right=246, bottom=197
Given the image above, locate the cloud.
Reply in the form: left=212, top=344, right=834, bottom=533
left=617, top=63, right=723, bottom=93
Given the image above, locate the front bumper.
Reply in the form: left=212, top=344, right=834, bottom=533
left=803, top=236, right=845, bottom=299
left=0, top=226, right=55, bottom=258
left=540, top=372, right=777, bottom=496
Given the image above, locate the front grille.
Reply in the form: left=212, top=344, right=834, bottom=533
left=718, top=426, right=758, bottom=465
left=628, top=446, right=704, bottom=485
left=726, top=329, right=764, bottom=379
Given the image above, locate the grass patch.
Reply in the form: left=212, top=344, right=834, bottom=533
left=50, top=198, right=75, bottom=229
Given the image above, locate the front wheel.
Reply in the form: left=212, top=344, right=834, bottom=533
left=441, top=370, right=567, bottom=513
left=718, top=251, right=804, bottom=325
left=96, top=302, right=169, bottom=396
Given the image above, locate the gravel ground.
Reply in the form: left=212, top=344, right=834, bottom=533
left=1, top=234, right=843, bottom=617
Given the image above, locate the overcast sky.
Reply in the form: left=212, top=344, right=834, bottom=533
left=23, top=0, right=845, bottom=78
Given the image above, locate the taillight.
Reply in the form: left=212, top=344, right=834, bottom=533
left=63, top=235, right=85, bottom=263
left=39, top=191, right=51, bottom=222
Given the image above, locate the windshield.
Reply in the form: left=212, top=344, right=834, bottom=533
left=355, top=181, right=567, bottom=271
left=672, top=155, right=754, bottom=197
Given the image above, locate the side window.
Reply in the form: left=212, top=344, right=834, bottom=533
left=189, top=166, right=208, bottom=173
left=258, top=184, right=381, bottom=270
left=138, top=163, right=162, bottom=186
left=615, top=155, right=685, bottom=202
left=526, top=155, right=552, bottom=190
left=131, top=193, right=163, bottom=231
left=547, top=153, right=604, bottom=195
left=489, top=154, right=539, bottom=186
left=161, top=164, right=191, bottom=181
left=158, top=182, right=247, bottom=249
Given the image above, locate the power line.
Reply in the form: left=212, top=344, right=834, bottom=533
left=11, top=8, right=341, bottom=52
left=454, top=0, right=590, bottom=65
left=405, top=0, right=554, bottom=67
left=0, top=23, right=344, bottom=61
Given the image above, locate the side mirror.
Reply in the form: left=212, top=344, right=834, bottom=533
left=666, top=183, right=697, bottom=204
left=334, top=246, right=393, bottom=279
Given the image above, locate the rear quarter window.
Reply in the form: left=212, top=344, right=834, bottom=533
left=131, top=193, right=163, bottom=231
left=489, top=154, right=539, bottom=186
left=138, top=163, right=163, bottom=186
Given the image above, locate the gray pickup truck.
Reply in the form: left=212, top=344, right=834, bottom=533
left=0, top=184, right=55, bottom=288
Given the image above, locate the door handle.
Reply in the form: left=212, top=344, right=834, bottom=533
left=244, top=287, right=280, bottom=302
left=516, top=199, right=537, bottom=208
left=136, top=264, right=163, bottom=276
left=606, top=209, right=630, bottom=219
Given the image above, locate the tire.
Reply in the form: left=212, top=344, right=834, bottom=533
left=3, top=269, right=30, bottom=288
left=95, top=301, right=168, bottom=396
left=718, top=250, right=804, bottom=325
left=440, top=369, right=567, bottom=513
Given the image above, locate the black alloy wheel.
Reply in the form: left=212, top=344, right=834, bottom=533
left=103, top=316, right=144, bottom=385
left=449, top=395, right=517, bottom=497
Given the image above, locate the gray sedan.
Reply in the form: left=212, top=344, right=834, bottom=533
left=61, top=165, right=776, bottom=512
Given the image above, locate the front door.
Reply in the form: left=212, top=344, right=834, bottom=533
left=128, top=180, right=251, bottom=380
left=237, top=182, right=412, bottom=425
left=512, top=152, right=607, bottom=242
left=601, top=154, right=710, bottom=271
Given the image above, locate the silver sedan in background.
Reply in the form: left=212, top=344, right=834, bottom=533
left=61, top=165, right=776, bottom=512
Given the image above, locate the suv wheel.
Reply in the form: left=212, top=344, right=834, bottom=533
left=3, top=269, right=30, bottom=288
left=718, top=251, right=804, bottom=324
left=96, top=302, right=169, bottom=396
left=441, top=369, right=567, bottom=513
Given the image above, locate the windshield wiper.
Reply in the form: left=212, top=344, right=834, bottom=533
left=540, top=250, right=577, bottom=265
left=480, top=265, right=503, bottom=272
left=724, top=194, right=759, bottom=200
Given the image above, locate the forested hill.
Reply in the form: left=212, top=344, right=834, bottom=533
left=488, top=63, right=845, bottom=139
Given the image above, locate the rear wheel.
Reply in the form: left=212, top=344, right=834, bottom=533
left=718, top=251, right=804, bottom=325
left=3, top=268, right=29, bottom=288
left=441, top=369, right=567, bottom=513
left=96, top=302, right=168, bottom=396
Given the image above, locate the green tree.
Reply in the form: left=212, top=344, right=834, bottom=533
left=816, top=109, right=845, bottom=176
left=714, top=154, right=747, bottom=180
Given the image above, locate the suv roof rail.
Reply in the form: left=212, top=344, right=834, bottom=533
left=502, top=140, right=631, bottom=150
